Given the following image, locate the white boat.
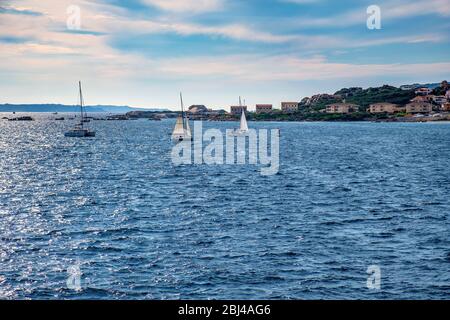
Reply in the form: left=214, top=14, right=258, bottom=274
left=229, top=96, right=249, bottom=136
left=65, top=81, right=96, bottom=138
left=171, top=93, right=192, bottom=142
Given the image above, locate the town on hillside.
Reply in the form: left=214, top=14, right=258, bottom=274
left=126, top=80, right=450, bottom=122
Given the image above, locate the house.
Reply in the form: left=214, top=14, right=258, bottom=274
left=369, top=103, right=404, bottom=114
left=256, top=104, right=273, bottom=114
left=431, top=96, right=448, bottom=105
left=405, top=102, right=433, bottom=113
left=446, top=90, right=450, bottom=100
left=281, top=102, right=298, bottom=113
left=441, top=103, right=450, bottom=112
left=410, top=95, right=431, bottom=103
left=326, top=103, right=359, bottom=114
left=230, top=105, right=247, bottom=115
left=415, top=87, right=433, bottom=96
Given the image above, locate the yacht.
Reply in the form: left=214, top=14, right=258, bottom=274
left=171, top=93, right=192, bottom=142
left=65, top=81, right=96, bottom=137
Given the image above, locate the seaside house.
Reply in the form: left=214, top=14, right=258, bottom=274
left=441, top=103, right=450, bottom=112
left=415, top=87, right=433, bottom=96
left=281, top=102, right=298, bottom=113
left=431, top=96, right=448, bottom=105
left=326, top=103, right=359, bottom=114
left=369, top=103, right=404, bottom=114
left=230, top=105, right=248, bottom=115
left=256, top=104, right=273, bottom=114
left=405, top=102, right=433, bottom=113
left=411, top=96, right=431, bottom=103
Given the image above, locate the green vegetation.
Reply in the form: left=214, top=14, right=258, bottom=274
left=339, top=85, right=415, bottom=110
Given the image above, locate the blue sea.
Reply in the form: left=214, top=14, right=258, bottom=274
left=0, top=114, right=449, bottom=299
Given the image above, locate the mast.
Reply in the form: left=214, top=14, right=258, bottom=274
left=79, top=81, right=84, bottom=129
left=180, top=92, right=186, bottom=131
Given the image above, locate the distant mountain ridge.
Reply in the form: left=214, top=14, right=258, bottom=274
left=0, top=104, right=168, bottom=113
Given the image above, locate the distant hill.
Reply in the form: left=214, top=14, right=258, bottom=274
left=0, top=104, right=168, bottom=113
left=300, top=85, right=416, bottom=111
left=335, top=85, right=416, bottom=109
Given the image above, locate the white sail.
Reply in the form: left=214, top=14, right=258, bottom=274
left=240, top=108, right=249, bottom=132
left=172, top=92, right=192, bottom=141
left=172, top=116, right=185, bottom=138
left=185, top=116, right=192, bottom=138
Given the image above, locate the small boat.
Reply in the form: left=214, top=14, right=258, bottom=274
left=65, top=81, right=96, bottom=137
left=229, top=96, right=249, bottom=136
left=8, top=116, right=34, bottom=121
left=171, top=93, right=192, bottom=142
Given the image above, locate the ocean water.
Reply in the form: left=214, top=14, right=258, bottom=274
left=0, top=115, right=449, bottom=299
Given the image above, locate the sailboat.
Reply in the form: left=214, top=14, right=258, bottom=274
left=64, top=81, right=96, bottom=137
left=229, top=96, right=249, bottom=136
left=171, top=93, right=192, bottom=142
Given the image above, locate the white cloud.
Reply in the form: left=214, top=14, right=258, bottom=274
left=1, top=0, right=449, bottom=107
left=141, top=0, right=224, bottom=13
left=291, top=0, right=450, bottom=28
left=156, top=54, right=450, bottom=82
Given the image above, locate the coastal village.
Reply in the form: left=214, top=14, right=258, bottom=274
left=127, top=80, right=450, bottom=122
left=2, top=81, right=450, bottom=123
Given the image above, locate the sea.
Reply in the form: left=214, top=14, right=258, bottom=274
left=0, top=113, right=449, bottom=299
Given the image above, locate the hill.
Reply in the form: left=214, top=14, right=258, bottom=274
left=300, top=85, right=416, bottom=111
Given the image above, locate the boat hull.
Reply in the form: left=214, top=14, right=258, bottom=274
left=65, top=130, right=96, bottom=137
left=172, top=135, right=192, bottom=142
left=228, top=130, right=250, bottom=137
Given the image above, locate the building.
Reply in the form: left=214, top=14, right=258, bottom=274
left=255, top=104, right=273, bottom=114
left=281, top=102, right=298, bottom=113
left=405, top=102, right=433, bottom=113
left=415, top=87, right=432, bottom=96
left=441, top=103, right=450, bottom=112
left=326, top=103, right=359, bottom=114
left=431, top=96, right=448, bottom=105
left=230, top=105, right=247, bottom=115
left=369, top=103, right=404, bottom=114
left=410, top=95, right=431, bottom=103
left=446, top=90, right=450, bottom=100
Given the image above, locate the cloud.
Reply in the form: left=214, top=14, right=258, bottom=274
left=291, top=0, right=450, bottom=28
left=141, top=0, right=224, bottom=13
left=0, top=5, right=43, bottom=16
left=0, top=0, right=449, bottom=107
left=156, top=54, right=450, bottom=81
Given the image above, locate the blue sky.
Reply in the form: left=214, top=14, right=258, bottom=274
left=0, top=0, right=449, bottom=110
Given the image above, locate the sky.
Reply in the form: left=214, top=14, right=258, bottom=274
left=0, top=0, right=449, bottom=110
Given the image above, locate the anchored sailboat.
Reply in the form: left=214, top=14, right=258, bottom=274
left=172, top=93, right=192, bottom=142
left=230, top=96, right=249, bottom=136
left=64, top=81, right=96, bottom=137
